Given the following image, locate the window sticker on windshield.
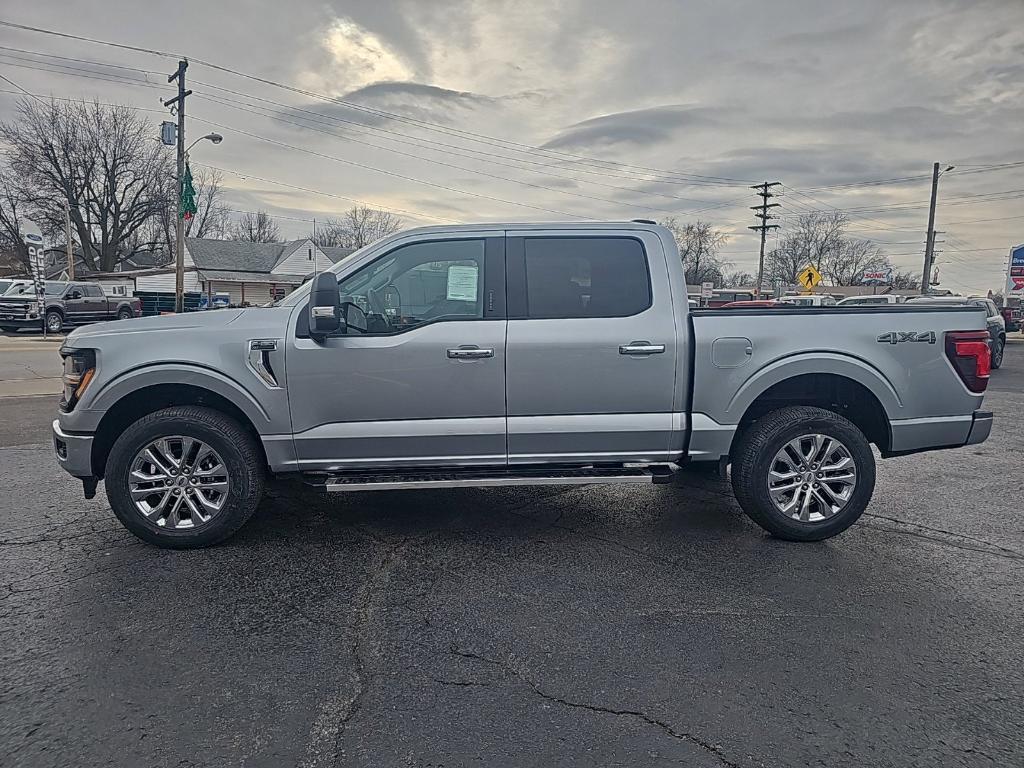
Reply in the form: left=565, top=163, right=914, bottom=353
left=446, top=265, right=478, bottom=302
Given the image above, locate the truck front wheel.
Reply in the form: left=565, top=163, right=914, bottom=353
left=104, top=406, right=265, bottom=548
left=731, top=406, right=875, bottom=541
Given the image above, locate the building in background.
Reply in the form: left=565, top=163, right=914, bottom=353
left=134, top=238, right=354, bottom=305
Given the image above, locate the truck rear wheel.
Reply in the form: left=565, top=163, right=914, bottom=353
left=731, top=406, right=875, bottom=541
left=116, top=307, right=133, bottom=320
left=104, top=406, right=265, bottom=548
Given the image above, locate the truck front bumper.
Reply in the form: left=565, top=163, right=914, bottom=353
left=0, top=317, right=42, bottom=329
left=52, top=419, right=94, bottom=478
left=964, top=410, right=993, bottom=446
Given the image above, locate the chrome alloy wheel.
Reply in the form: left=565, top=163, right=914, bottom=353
left=767, top=433, right=857, bottom=523
left=128, top=437, right=230, bottom=529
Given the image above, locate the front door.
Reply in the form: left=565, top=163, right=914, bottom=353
left=504, top=232, right=680, bottom=465
left=286, top=234, right=507, bottom=471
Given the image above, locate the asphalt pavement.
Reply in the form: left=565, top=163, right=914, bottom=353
left=1, top=341, right=1022, bottom=767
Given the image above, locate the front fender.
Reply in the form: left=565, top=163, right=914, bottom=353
left=725, top=351, right=902, bottom=422
left=66, top=362, right=274, bottom=433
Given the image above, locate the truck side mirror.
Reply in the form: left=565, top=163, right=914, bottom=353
left=309, top=272, right=343, bottom=341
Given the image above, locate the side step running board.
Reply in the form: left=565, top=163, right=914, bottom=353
left=321, top=464, right=679, bottom=492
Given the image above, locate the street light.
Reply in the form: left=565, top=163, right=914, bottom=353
left=186, top=132, right=223, bottom=155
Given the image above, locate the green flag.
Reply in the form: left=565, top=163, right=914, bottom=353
left=179, top=162, right=197, bottom=221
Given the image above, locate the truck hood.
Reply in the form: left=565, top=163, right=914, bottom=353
left=65, top=308, right=247, bottom=344
left=0, top=295, right=38, bottom=304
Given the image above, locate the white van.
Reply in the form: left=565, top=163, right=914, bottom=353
left=776, top=294, right=837, bottom=307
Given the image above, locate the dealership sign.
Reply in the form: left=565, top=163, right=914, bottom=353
left=21, top=220, right=47, bottom=335
left=1007, top=243, right=1024, bottom=295
left=861, top=267, right=893, bottom=285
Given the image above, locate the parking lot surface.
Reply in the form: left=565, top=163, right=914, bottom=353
left=1, top=342, right=1022, bottom=767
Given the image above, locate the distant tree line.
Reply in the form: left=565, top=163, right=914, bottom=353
left=660, top=211, right=919, bottom=291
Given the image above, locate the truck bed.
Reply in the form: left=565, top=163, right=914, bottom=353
left=686, top=304, right=990, bottom=459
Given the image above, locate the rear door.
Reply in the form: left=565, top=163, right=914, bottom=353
left=504, top=231, right=679, bottom=465
left=285, top=233, right=508, bottom=471
left=83, top=284, right=108, bottom=321
left=62, top=284, right=89, bottom=324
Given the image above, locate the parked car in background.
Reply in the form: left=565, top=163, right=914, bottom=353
left=717, top=299, right=781, bottom=308
left=706, top=290, right=754, bottom=308
left=837, top=294, right=906, bottom=307
left=777, top=294, right=838, bottom=307
left=51, top=221, right=993, bottom=548
left=0, top=280, right=141, bottom=333
left=906, top=295, right=1006, bottom=369
left=1, top=279, right=33, bottom=296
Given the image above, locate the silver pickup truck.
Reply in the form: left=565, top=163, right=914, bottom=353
left=52, top=222, right=993, bottom=548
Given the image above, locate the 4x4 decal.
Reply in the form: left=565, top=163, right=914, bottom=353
left=876, top=331, right=936, bottom=344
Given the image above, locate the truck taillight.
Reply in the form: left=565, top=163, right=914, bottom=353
left=944, top=330, right=990, bottom=393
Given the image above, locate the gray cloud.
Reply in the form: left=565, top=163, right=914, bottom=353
left=541, top=106, right=727, bottom=150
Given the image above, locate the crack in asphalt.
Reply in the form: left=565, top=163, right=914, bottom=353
left=449, top=646, right=744, bottom=768
left=859, top=512, right=1024, bottom=559
left=300, top=536, right=410, bottom=768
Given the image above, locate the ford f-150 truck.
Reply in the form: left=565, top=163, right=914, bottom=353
left=1, top=280, right=140, bottom=333
left=51, top=222, right=993, bottom=548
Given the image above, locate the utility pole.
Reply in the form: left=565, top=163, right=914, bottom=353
left=64, top=198, right=74, bottom=280
left=164, top=60, right=191, bottom=313
left=749, top=182, right=781, bottom=298
left=920, top=162, right=954, bottom=297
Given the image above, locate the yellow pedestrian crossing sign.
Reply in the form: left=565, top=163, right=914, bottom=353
left=797, top=264, right=822, bottom=292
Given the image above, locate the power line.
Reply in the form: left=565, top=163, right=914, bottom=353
left=0, top=44, right=742, bottom=204
left=0, top=53, right=736, bottom=217
left=0, top=18, right=757, bottom=188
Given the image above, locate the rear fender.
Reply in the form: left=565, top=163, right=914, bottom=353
left=726, top=352, right=902, bottom=421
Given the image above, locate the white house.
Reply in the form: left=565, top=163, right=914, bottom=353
left=134, top=238, right=354, bottom=304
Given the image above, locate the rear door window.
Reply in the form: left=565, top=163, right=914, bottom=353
left=522, top=237, right=650, bottom=319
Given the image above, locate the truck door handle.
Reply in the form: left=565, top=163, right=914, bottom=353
left=619, top=342, right=666, bottom=356
left=447, top=346, right=494, bottom=360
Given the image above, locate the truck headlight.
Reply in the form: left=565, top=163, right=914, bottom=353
left=27, top=301, right=39, bottom=315
left=60, top=349, right=96, bottom=412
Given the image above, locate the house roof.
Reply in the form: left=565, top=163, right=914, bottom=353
left=186, top=238, right=289, bottom=273
left=320, top=245, right=356, bottom=263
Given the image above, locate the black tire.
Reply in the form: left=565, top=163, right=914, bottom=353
left=116, top=307, right=133, bottom=320
left=991, top=337, right=1004, bottom=370
left=731, top=406, right=875, bottom=541
left=104, top=406, right=265, bottom=548
left=45, top=310, right=63, bottom=333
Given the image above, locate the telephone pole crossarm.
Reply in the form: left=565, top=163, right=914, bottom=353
left=751, top=182, right=782, bottom=298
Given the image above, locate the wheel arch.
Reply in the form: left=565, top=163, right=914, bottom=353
left=90, top=380, right=269, bottom=478
left=730, top=368, right=893, bottom=455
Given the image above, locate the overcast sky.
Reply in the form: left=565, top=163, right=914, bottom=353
left=1, top=0, right=1023, bottom=293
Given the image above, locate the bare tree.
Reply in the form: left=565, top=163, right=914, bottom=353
left=890, top=270, right=920, bottom=291
left=0, top=97, right=172, bottom=272
left=722, top=270, right=755, bottom=288
left=0, top=166, right=28, bottom=271
left=311, top=217, right=351, bottom=248
left=822, top=238, right=889, bottom=286
left=660, top=217, right=729, bottom=286
left=149, top=166, right=230, bottom=258
left=765, top=211, right=847, bottom=285
left=342, top=205, right=402, bottom=249
left=230, top=210, right=281, bottom=243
